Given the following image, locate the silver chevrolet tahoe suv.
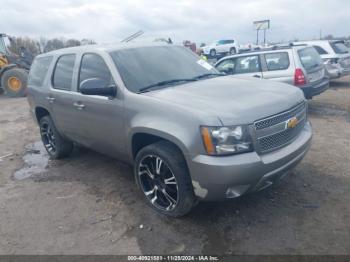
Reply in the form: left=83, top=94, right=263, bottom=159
left=27, top=44, right=312, bottom=217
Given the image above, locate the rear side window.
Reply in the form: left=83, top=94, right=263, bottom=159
left=28, top=56, right=53, bottom=86
left=79, top=53, right=114, bottom=88
left=264, top=52, right=290, bottom=71
left=235, top=55, right=261, bottom=74
left=52, top=54, right=76, bottom=90
left=298, top=47, right=322, bottom=70
left=330, top=42, right=349, bottom=54
left=313, top=45, right=328, bottom=55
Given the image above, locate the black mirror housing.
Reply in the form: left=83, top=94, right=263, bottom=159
left=80, top=78, right=116, bottom=97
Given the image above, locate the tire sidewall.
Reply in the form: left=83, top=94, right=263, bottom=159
left=230, top=47, right=236, bottom=55
left=1, top=68, right=28, bottom=97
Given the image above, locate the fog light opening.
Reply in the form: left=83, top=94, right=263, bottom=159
left=226, top=188, right=242, bottom=199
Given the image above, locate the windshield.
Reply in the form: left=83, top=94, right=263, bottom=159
left=330, top=41, right=349, bottom=54
left=298, top=47, right=323, bottom=70
left=110, top=46, right=219, bottom=93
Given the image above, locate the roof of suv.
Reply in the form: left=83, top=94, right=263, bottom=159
left=36, top=42, right=173, bottom=58
left=216, top=44, right=308, bottom=62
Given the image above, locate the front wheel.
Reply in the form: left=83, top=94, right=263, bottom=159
left=134, top=141, right=196, bottom=217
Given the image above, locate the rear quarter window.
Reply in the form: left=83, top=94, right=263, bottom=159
left=264, top=52, right=290, bottom=71
left=28, top=56, right=53, bottom=86
left=52, top=54, right=76, bottom=90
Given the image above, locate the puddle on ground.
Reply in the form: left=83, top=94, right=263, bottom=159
left=13, top=141, right=49, bottom=180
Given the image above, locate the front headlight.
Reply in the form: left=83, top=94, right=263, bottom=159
left=201, top=126, right=253, bottom=155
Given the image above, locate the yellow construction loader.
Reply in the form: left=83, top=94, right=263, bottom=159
left=0, top=33, right=32, bottom=97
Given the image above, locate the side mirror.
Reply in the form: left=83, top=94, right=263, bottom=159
left=80, top=78, right=116, bottom=97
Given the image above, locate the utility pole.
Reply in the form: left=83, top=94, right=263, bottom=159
left=319, top=29, right=322, bottom=40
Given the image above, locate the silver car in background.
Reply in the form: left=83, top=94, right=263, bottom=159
left=215, top=45, right=329, bottom=99
left=294, top=40, right=350, bottom=79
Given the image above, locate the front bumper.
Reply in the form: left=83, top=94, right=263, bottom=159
left=188, top=121, right=312, bottom=201
left=301, top=77, right=329, bottom=99
left=339, top=66, right=350, bottom=77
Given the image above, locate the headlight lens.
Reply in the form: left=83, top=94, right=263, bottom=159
left=201, top=126, right=253, bottom=155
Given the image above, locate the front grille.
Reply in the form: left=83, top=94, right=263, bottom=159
left=255, top=102, right=306, bottom=130
left=254, top=102, right=307, bottom=153
left=258, top=118, right=306, bottom=152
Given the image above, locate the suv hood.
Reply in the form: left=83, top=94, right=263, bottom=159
left=144, top=76, right=305, bottom=125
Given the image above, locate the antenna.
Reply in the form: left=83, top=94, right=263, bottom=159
left=121, top=30, right=144, bottom=43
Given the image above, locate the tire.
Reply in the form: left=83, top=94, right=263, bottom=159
left=134, top=141, right=196, bottom=217
left=39, top=116, right=73, bottom=159
left=230, top=47, right=236, bottom=55
left=1, top=68, right=28, bottom=97
left=209, top=49, right=216, bottom=58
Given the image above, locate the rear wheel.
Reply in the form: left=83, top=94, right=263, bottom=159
left=1, top=68, right=28, bottom=97
left=230, top=47, right=236, bottom=55
left=134, top=141, right=196, bottom=217
left=39, top=116, right=73, bottom=159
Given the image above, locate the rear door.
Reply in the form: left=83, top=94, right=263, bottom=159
left=261, top=51, right=294, bottom=84
left=49, top=54, right=78, bottom=140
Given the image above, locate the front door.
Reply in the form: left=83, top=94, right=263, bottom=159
left=69, top=53, right=125, bottom=158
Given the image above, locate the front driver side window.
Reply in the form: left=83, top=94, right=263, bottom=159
left=216, top=59, right=235, bottom=74
left=79, top=53, right=115, bottom=90
left=235, top=55, right=261, bottom=74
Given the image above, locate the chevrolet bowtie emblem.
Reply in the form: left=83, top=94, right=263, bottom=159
left=286, top=117, right=298, bottom=129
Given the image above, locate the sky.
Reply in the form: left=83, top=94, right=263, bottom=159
left=1, top=0, right=349, bottom=45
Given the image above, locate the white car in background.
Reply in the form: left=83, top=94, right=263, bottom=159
left=294, top=40, right=350, bottom=79
left=202, top=39, right=239, bottom=57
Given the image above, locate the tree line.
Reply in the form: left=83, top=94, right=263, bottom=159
left=7, top=36, right=96, bottom=56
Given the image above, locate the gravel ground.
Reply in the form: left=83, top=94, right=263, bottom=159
left=0, top=77, right=349, bottom=255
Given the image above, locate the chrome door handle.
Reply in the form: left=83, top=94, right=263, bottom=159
left=46, top=96, right=55, bottom=103
left=73, top=102, right=85, bottom=110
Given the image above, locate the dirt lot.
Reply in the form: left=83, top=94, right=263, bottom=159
left=0, top=77, right=349, bottom=255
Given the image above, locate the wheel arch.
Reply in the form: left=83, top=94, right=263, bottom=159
left=130, top=129, right=189, bottom=162
left=35, top=106, right=51, bottom=123
left=0, top=64, right=17, bottom=81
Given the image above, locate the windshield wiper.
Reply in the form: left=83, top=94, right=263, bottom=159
left=138, top=78, right=197, bottom=93
left=192, top=73, right=225, bottom=80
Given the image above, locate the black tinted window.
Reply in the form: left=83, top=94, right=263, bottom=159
left=265, top=52, right=290, bottom=71
left=53, top=54, right=75, bottom=90
left=79, top=53, right=114, bottom=88
left=313, top=46, right=328, bottom=55
left=330, top=42, right=349, bottom=54
left=110, top=46, right=218, bottom=93
left=28, top=56, right=53, bottom=86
